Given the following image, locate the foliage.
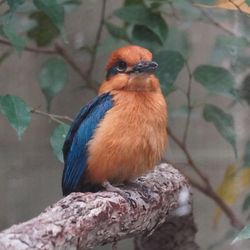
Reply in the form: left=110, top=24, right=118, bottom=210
left=50, top=123, right=70, bottom=162
left=203, top=104, right=237, bottom=156
left=28, top=11, right=59, bottom=47
left=213, top=165, right=250, bottom=225
left=198, top=0, right=250, bottom=13
left=154, top=50, right=185, bottom=95
left=193, top=65, right=238, bottom=99
left=1, top=0, right=250, bottom=247
left=38, top=57, right=68, bottom=110
left=232, top=224, right=250, bottom=243
left=0, top=95, right=31, bottom=139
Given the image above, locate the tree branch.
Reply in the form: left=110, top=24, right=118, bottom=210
left=228, top=0, right=248, bottom=15
left=187, top=177, right=244, bottom=229
left=135, top=213, right=199, bottom=250
left=168, top=1, right=181, bottom=21
left=0, top=38, right=57, bottom=55
left=54, top=43, right=87, bottom=80
left=168, top=128, right=210, bottom=185
left=167, top=128, right=244, bottom=230
left=30, top=107, right=244, bottom=230
left=189, top=0, right=236, bottom=36
left=182, top=61, right=193, bottom=145
left=0, top=0, right=107, bottom=93
left=0, top=39, right=99, bottom=91
left=30, top=108, right=73, bottom=124
left=85, top=0, right=107, bottom=81
left=0, top=164, right=198, bottom=250
left=54, top=43, right=98, bottom=92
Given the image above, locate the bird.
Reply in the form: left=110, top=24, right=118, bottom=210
left=62, top=45, right=167, bottom=197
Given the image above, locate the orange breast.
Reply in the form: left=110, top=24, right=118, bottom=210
left=85, top=90, right=167, bottom=184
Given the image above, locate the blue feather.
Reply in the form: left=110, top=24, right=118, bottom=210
left=62, top=92, right=113, bottom=196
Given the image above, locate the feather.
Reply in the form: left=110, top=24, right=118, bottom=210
left=62, top=92, right=113, bottom=196
left=86, top=89, right=167, bottom=184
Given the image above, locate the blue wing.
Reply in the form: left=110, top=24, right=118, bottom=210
left=62, top=92, right=113, bottom=196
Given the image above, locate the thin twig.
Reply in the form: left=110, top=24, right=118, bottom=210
left=31, top=108, right=73, bottom=124
left=189, top=0, right=236, bottom=36
left=168, top=1, right=181, bottom=21
left=0, top=38, right=100, bottom=91
left=228, top=0, right=249, bottom=15
left=55, top=43, right=87, bottom=80
left=189, top=177, right=244, bottom=229
left=168, top=128, right=210, bottom=186
left=0, top=38, right=57, bottom=55
left=0, top=0, right=106, bottom=93
left=167, top=128, right=244, bottom=229
left=182, top=61, right=193, bottom=145
left=53, top=43, right=98, bottom=92
left=85, top=0, right=107, bottom=80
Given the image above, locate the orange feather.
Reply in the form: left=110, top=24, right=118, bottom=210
left=106, top=45, right=152, bottom=70
left=85, top=45, right=168, bottom=184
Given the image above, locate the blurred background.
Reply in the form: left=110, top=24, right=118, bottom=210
left=0, top=0, right=250, bottom=249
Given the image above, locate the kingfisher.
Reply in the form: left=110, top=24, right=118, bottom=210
left=62, top=45, right=167, bottom=196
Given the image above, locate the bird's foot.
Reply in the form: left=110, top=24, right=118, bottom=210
left=124, top=181, right=154, bottom=202
left=102, top=181, right=137, bottom=208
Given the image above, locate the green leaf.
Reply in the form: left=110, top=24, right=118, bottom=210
left=240, top=74, right=250, bottom=105
left=242, top=140, right=250, bottom=168
left=38, top=57, right=68, bottom=110
left=0, top=95, right=31, bottom=138
left=33, top=0, right=65, bottom=34
left=212, top=35, right=248, bottom=65
left=50, top=123, right=70, bottom=163
left=1, top=15, right=26, bottom=52
left=145, top=0, right=167, bottom=9
left=208, top=229, right=238, bottom=250
left=130, top=25, right=162, bottom=52
left=58, top=0, right=82, bottom=11
left=232, top=225, right=250, bottom=244
left=97, top=36, right=127, bottom=55
left=232, top=56, right=250, bottom=73
left=203, top=104, right=237, bottom=157
left=2, top=25, right=26, bottom=52
left=105, top=22, right=127, bottom=40
left=242, top=194, right=250, bottom=212
left=27, top=11, right=59, bottom=47
left=172, top=0, right=201, bottom=20
left=164, top=26, right=190, bottom=58
left=246, top=0, right=250, bottom=6
left=6, top=0, right=25, bottom=12
left=114, top=5, right=168, bottom=44
left=154, top=50, right=185, bottom=96
left=193, top=65, right=238, bottom=99
left=124, top=0, right=144, bottom=5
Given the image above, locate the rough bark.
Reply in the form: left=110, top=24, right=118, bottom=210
left=0, top=163, right=198, bottom=250
left=134, top=214, right=199, bottom=250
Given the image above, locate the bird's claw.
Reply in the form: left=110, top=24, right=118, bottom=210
left=103, top=181, right=137, bottom=208
left=124, top=191, right=137, bottom=208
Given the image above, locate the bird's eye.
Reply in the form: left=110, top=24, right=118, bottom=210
left=116, top=61, right=127, bottom=72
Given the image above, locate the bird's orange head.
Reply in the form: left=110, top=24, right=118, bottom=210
left=99, top=45, right=160, bottom=94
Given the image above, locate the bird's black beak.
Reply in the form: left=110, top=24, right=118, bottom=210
left=130, top=60, right=158, bottom=74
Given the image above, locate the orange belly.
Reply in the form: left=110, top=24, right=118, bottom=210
left=85, top=91, right=167, bottom=184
